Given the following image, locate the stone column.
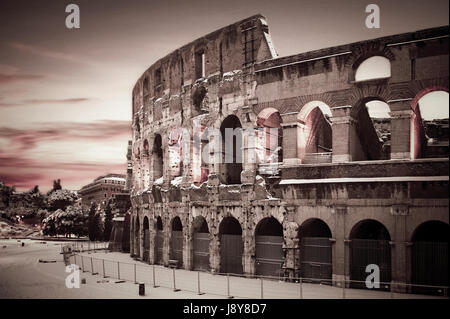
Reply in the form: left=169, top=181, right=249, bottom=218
left=281, top=122, right=301, bottom=165
left=390, top=204, right=409, bottom=293
left=388, top=99, right=414, bottom=159
left=330, top=106, right=356, bottom=163
left=283, top=217, right=300, bottom=279
left=332, top=205, right=349, bottom=286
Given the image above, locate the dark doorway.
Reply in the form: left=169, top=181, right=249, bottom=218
left=219, top=217, right=243, bottom=274
left=299, top=219, right=332, bottom=283
left=155, top=216, right=164, bottom=265
left=350, top=219, right=391, bottom=290
left=170, top=216, right=183, bottom=267
left=143, top=217, right=150, bottom=262
left=411, top=221, right=448, bottom=295
left=193, top=216, right=210, bottom=271
left=220, top=115, right=243, bottom=184
left=255, top=217, right=284, bottom=277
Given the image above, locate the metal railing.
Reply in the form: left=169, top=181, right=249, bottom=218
left=67, top=252, right=448, bottom=299
left=60, top=241, right=109, bottom=254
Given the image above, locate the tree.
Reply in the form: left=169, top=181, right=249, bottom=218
left=46, top=179, right=62, bottom=196
left=41, top=204, right=87, bottom=238
left=88, top=203, right=103, bottom=241
left=46, top=189, right=77, bottom=211
left=103, top=199, right=113, bottom=241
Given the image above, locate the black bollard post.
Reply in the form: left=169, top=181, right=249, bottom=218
left=139, top=283, right=145, bottom=296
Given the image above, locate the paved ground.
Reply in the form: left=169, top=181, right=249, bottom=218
left=74, top=250, right=445, bottom=299
left=0, top=239, right=446, bottom=299
left=0, top=239, right=219, bottom=299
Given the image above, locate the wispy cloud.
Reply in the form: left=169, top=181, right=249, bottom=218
left=23, top=98, right=91, bottom=104
left=8, top=42, right=96, bottom=66
left=0, top=73, right=45, bottom=84
left=0, top=121, right=131, bottom=191
left=0, top=97, right=92, bottom=107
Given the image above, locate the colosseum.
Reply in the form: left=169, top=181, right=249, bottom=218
left=129, top=14, right=449, bottom=294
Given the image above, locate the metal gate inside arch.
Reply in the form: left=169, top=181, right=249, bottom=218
left=219, top=217, right=244, bottom=274
left=411, top=221, right=449, bottom=295
left=299, top=219, right=333, bottom=282
left=170, top=217, right=183, bottom=267
left=349, top=220, right=392, bottom=290
left=155, top=216, right=164, bottom=265
left=193, top=217, right=210, bottom=271
left=255, top=217, right=284, bottom=277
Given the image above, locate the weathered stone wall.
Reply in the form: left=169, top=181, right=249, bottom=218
left=129, top=16, right=449, bottom=292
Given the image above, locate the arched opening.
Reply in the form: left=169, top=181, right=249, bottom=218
left=130, top=216, right=135, bottom=256
left=255, top=217, right=284, bottom=277
left=351, top=97, right=388, bottom=161
left=349, top=219, right=391, bottom=290
left=411, top=221, right=449, bottom=295
left=256, top=108, right=283, bottom=170
left=143, top=216, right=150, bottom=262
left=135, top=217, right=140, bottom=258
left=297, top=102, right=332, bottom=164
left=155, top=216, right=164, bottom=265
left=355, top=56, right=391, bottom=82
left=298, top=219, right=332, bottom=282
left=153, top=134, right=163, bottom=182
left=192, top=216, right=210, bottom=271
left=168, top=128, right=183, bottom=179
left=143, top=77, right=149, bottom=99
left=170, top=216, right=183, bottom=267
left=143, top=140, right=150, bottom=188
left=192, top=125, right=209, bottom=185
left=219, top=216, right=243, bottom=274
left=412, top=90, right=449, bottom=159
left=220, top=115, right=243, bottom=184
left=365, top=100, right=392, bottom=159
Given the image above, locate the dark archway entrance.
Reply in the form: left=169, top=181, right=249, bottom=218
left=193, top=216, right=210, bottom=271
left=170, top=216, right=183, bottom=267
left=298, top=218, right=332, bottom=283
left=255, top=217, right=284, bottom=277
left=349, top=219, right=391, bottom=290
left=143, top=217, right=150, bottom=262
left=153, top=134, right=163, bottom=180
left=219, top=217, right=243, bottom=274
left=411, top=221, right=449, bottom=295
left=155, top=216, right=164, bottom=265
left=220, top=115, right=242, bottom=184
left=135, top=217, right=140, bottom=258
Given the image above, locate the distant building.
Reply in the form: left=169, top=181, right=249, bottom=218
left=78, top=173, right=127, bottom=209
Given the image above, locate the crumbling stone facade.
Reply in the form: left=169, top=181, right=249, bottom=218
left=130, top=15, right=449, bottom=293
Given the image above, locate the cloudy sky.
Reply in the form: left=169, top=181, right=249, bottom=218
left=0, top=0, right=448, bottom=191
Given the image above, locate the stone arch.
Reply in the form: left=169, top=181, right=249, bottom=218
left=135, top=216, right=140, bottom=258
left=155, top=215, right=164, bottom=264
left=410, top=220, right=449, bottom=294
left=298, top=218, right=333, bottom=239
left=297, top=101, right=332, bottom=163
left=349, top=96, right=390, bottom=161
left=410, top=86, right=449, bottom=159
left=192, top=215, right=211, bottom=271
left=298, top=218, right=333, bottom=282
left=355, top=56, right=391, bottom=82
left=255, top=217, right=284, bottom=277
left=346, top=45, right=395, bottom=81
left=349, top=219, right=392, bottom=290
left=170, top=216, right=183, bottom=266
left=256, top=108, right=283, bottom=165
left=143, top=216, right=150, bottom=262
left=219, top=115, right=243, bottom=184
left=218, top=216, right=244, bottom=274
left=152, top=134, right=163, bottom=181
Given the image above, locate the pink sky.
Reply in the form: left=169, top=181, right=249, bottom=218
left=0, top=0, right=448, bottom=192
